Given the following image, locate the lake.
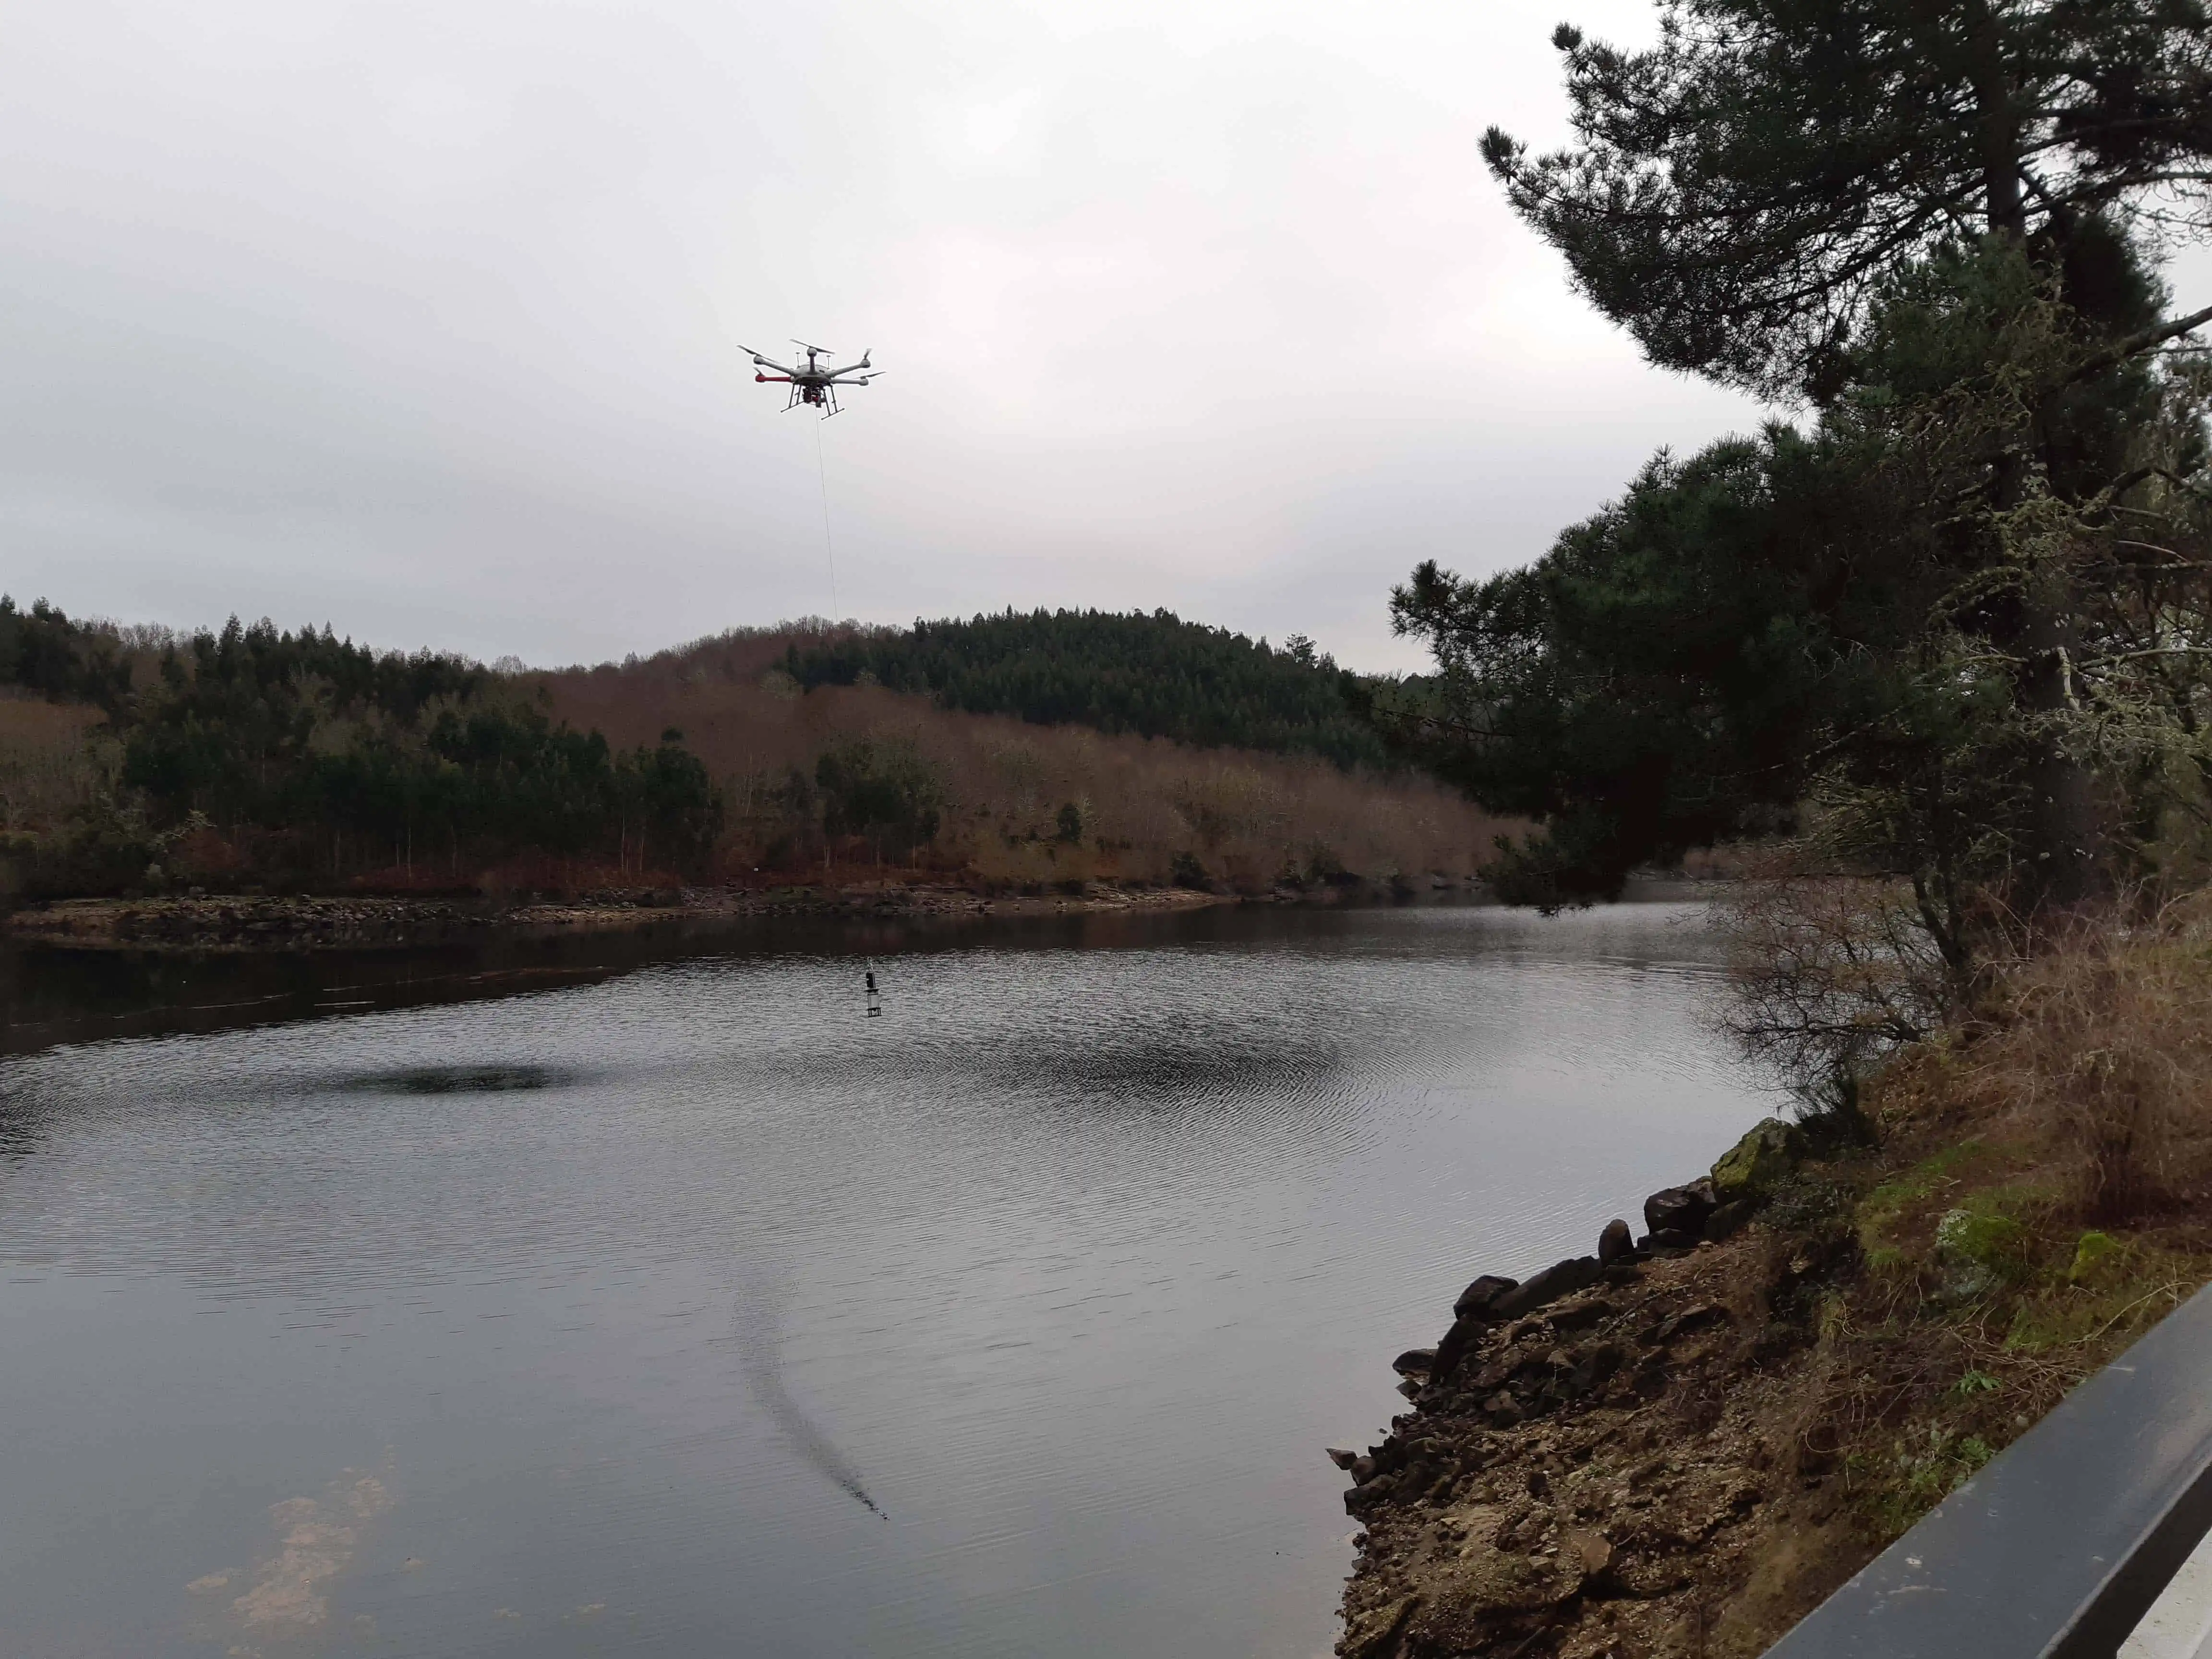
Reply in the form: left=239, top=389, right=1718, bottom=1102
left=0, top=900, right=1767, bottom=1658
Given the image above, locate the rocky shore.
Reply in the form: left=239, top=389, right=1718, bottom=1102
left=1333, top=1119, right=1866, bottom=1659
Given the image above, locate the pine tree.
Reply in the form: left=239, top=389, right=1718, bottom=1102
left=1466, top=0, right=2212, bottom=905
left=1481, top=0, right=2212, bottom=401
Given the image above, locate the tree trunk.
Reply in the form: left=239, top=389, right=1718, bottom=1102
left=1970, top=26, right=2101, bottom=908
left=1968, top=4, right=2027, bottom=241
left=2019, top=601, right=2103, bottom=908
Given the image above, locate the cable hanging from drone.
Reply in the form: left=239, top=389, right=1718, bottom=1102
left=740, top=340, right=881, bottom=418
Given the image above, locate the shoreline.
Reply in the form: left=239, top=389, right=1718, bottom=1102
left=1332, top=1110, right=2212, bottom=1659
left=0, top=871, right=1745, bottom=956
left=1333, top=1122, right=1847, bottom=1659
left=0, top=879, right=1247, bottom=955
left=0, top=877, right=1521, bottom=1057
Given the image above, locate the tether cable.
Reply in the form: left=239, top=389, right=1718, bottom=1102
left=813, top=414, right=840, bottom=622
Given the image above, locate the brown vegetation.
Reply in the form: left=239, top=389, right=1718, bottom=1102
left=531, top=627, right=1510, bottom=892
left=0, top=620, right=1511, bottom=904
left=0, top=691, right=114, bottom=840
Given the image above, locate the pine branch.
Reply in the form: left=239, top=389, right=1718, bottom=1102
left=2065, top=302, right=2212, bottom=386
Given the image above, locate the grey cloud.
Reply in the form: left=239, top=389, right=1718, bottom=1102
left=2, top=0, right=1778, bottom=672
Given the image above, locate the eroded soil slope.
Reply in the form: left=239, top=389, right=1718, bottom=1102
left=1335, top=1103, right=2212, bottom=1659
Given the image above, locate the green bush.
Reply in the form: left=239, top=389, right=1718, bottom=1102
left=815, top=737, right=943, bottom=861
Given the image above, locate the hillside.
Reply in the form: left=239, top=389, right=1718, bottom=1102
left=784, top=608, right=1387, bottom=770
left=0, top=601, right=1508, bottom=903
left=534, top=622, right=1496, bottom=892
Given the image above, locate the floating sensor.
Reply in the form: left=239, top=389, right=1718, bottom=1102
left=740, top=340, right=881, bottom=417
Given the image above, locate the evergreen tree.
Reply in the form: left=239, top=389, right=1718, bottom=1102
left=1419, top=0, right=2212, bottom=910
left=1387, top=240, right=2212, bottom=935
left=1481, top=0, right=2212, bottom=400
left=787, top=608, right=1382, bottom=769
left=0, top=596, right=131, bottom=708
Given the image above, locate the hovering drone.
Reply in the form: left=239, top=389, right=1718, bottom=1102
left=740, top=340, right=880, bottom=416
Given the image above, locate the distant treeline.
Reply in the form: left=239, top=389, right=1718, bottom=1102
left=786, top=608, right=1386, bottom=770
left=1, top=600, right=719, bottom=895
left=3, top=598, right=1496, bottom=903
left=0, top=596, right=131, bottom=708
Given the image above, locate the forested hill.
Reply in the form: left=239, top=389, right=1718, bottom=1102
left=0, top=597, right=1502, bottom=903
left=785, top=609, right=1384, bottom=769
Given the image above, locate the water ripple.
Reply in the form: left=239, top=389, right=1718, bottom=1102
left=0, top=901, right=1761, bottom=1659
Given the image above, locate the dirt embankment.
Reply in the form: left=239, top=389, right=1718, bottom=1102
left=0, top=878, right=1250, bottom=953
left=1333, top=1104, right=2212, bottom=1659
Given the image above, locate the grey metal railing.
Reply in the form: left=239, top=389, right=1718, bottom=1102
left=1765, top=1280, right=2212, bottom=1659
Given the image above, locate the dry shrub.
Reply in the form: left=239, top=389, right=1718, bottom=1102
left=531, top=629, right=1514, bottom=890
left=1724, top=855, right=2212, bottom=1218
left=0, top=692, right=115, bottom=833
left=0, top=622, right=1515, bottom=895
left=1718, top=860, right=1961, bottom=1100
left=1971, top=905, right=2212, bottom=1222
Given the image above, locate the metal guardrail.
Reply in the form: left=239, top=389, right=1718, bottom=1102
left=1765, top=1281, right=2212, bottom=1659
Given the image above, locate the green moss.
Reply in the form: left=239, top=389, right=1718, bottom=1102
left=2069, top=1230, right=2127, bottom=1285
left=2004, top=1239, right=2199, bottom=1350
left=1936, top=1202, right=2031, bottom=1283
left=1859, top=1141, right=1988, bottom=1254
left=1712, top=1117, right=1804, bottom=1201
left=1870, top=1141, right=1986, bottom=1208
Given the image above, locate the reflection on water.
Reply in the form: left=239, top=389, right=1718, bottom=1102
left=344, top=1064, right=578, bottom=1096
left=734, top=1277, right=891, bottom=1521
left=0, top=901, right=1766, bottom=1658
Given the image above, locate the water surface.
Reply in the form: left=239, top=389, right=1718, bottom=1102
left=0, top=901, right=1765, bottom=1657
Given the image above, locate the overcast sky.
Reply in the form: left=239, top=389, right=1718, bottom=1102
left=0, top=1, right=2074, bottom=671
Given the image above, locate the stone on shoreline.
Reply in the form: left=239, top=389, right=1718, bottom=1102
left=1391, top=1347, right=1438, bottom=1377
left=1454, top=1274, right=1520, bottom=1319
left=1711, top=1117, right=1804, bottom=1202
left=1491, top=1257, right=1601, bottom=1320
left=1432, top=1313, right=1485, bottom=1382
left=1642, top=1177, right=1717, bottom=1239
left=1431, top=1274, right=1525, bottom=1382
left=1704, top=1198, right=1756, bottom=1242
left=1598, top=1217, right=1634, bottom=1265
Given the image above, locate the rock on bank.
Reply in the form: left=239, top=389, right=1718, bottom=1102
left=1333, top=1120, right=1866, bottom=1659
